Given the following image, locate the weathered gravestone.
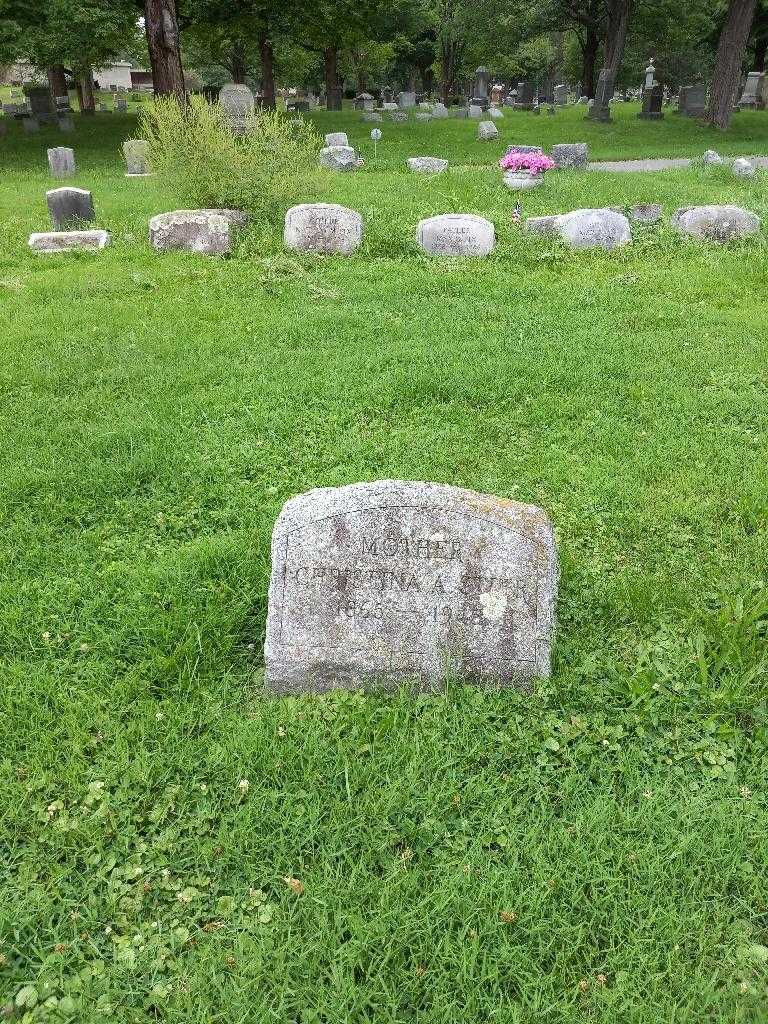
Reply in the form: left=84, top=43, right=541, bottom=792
left=264, top=481, right=557, bottom=693
left=123, top=139, right=151, bottom=176
left=477, top=120, right=499, bottom=140
left=407, top=156, right=448, bottom=173
left=732, top=157, right=756, bottom=178
left=149, top=208, right=248, bottom=255
left=24, top=85, right=57, bottom=125
left=318, top=145, right=360, bottom=171
left=431, top=102, right=449, bottom=119
left=219, top=83, right=255, bottom=133
left=398, top=91, right=416, bottom=108
left=554, top=84, right=569, bottom=106
left=47, top=147, right=75, bottom=178
left=639, top=83, right=664, bottom=120
left=283, top=203, right=363, bottom=254
left=586, top=69, right=614, bottom=121
left=28, top=229, right=110, bottom=253
left=354, top=93, right=374, bottom=110
left=58, top=115, right=74, bottom=133
left=671, top=205, right=760, bottom=242
left=514, top=82, right=534, bottom=110
left=325, top=131, right=349, bottom=147
left=416, top=214, right=495, bottom=256
left=115, top=97, right=128, bottom=112
left=47, top=187, right=95, bottom=230
left=471, top=67, right=490, bottom=110
left=738, top=72, right=765, bottom=110
left=677, top=83, right=706, bottom=117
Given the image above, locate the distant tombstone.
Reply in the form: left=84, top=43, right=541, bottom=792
left=22, top=116, right=40, bottom=134
left=471, top=67, right=490, bottom=109
left=354, top=92, right=374, bottom=110
left=283, top=202, right=363, bottom=254
left=490, top=83, right=505, bottom=106
left=149, top=208, right=248, bottom=255
left=738, top=72, right=765, bottom=109
left=388, top=109, right=408, bottom=122
left=586, top=69, right=614, bottom=122
left=553, top=84, right=569, bottom=106
left=671, top=205, right=760, bottom=242
left=55, top=95, right=72, bottom=113
left=487, top=106, right=504, bottom=119
left=362, top=111, right=383, bottom=122
left=414, top=111, right=432, bottom=121
left=318, top=145, right=359, bottom=171
left=263, top=481, right=557, bottom=693
left=503, top=90, right=517, bottom=107
left=24, top=85, right=57, bottom=124
left=115, top=97, right=128, bottom=112
left=732, top=157, right=756, bottom=177
left=531, top=103, right=541, bottom=115
left=678, top=83, right=706, bottom=117
left=28, top=229, right=110, bottom=253
left=382, top=86, right=394, bottom=104
left=468, top=104, right=482, bottom=118
left=47, top=187, right=95, bottom=230
left=639, top=79, right=664, bottom=120
left=398, top=91, right=416, bottom=108
left=644, top=59, right=656, bottom=91
left=47, top=146, right=76, bottom=178
left=123, top=138, right=151, bottom=176
left=416, top=214, right=495, bottom=256
left=325, top=131, right=349, bottom=146
left=97, top=103, right=109, bottom=113
left=431, top=102, right=449, bottom=119
left=514, top=81, right=534, bottom=110
left=219, top=83, right=255, bottom=133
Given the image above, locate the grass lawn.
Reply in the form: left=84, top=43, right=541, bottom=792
left=1, top=107, right=767, bottom=1023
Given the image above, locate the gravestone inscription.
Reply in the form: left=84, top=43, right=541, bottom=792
left=264, top=481, right=557, bottom=693
left=283, top=203, right=363, bottom=254
left=416, top=214, right=495, bottom=256
left=47, top=187, right=95, bottom=230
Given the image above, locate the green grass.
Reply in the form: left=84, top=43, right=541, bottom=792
left=1, top=110, right=768, bottom=1024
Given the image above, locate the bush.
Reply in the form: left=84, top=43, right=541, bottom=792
left=139, top=94, right=321, bottom=223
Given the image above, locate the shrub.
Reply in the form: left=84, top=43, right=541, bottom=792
left=139, top=95, right=321, bottom=223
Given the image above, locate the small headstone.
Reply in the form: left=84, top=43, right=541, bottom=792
left=450, top=107, right=468, bottom=118
left=554, top=84, right=569, bottom=106
left=47, top=187, right=95, bottom=230
left=677, top=83, right=706, bottom=117
left=283, top=203, right=363, bottom=255
left=353, top=92, right=374, bottom=110
left=407, top=156, right=448, bottom=173
left=318, top=145, right=360, bottom=171
left=732, top=157, right=756, bottom=178
left=524, top=215, right=561, bottom=237
left=531, top=104, right=541, bottom=116
left=702, top=149, right=723, bottom=166
left=149, top=208, right=247, bottom=255
left=630, top=203, right=663, bottom=224
left=550, top=143, right=589, bottom=169
left=416, top=214, right=495, bottom=256
left=97, top=103, right=108, bottom=113
left=24, top=85, right=56, bottom=124
left=382, top=102, right=399, bottom=111
left=639, top=82, right=664, bottom=120
left=362, top=111, right=383, bottom=122
left=671, top=205, right=760, bottom=242
left=525, top=208, right=630, bottom=250
left=470, top=67, right=490, bottom=110
left=398, top=91, right=416, bottom=108
left=414, top=112, right=432, bottom=122
left=123, top=139, right=151, bottom=176
left=388, top=110, right=408, bottom=122
left=738, top=71, right=765, bottom=109
left=22, top=116, right=40, bottom=134
left=47, top=146, right=76, bottom=178
left=264, top=481, right=557, bottom=692
left=431, top=102, right=449, bottom=119
left=477, top=120, right=499, bottom=141
left=219, top=83, right=255, bottom=133
left=325, top=131, right=348, bottom=147
left=28, top=229, right=110, bottom=253
left=468, top=104, right=482, bottom=119
left=115, top=98, right=128, bottom=112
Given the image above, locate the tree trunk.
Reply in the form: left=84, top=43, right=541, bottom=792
left=259, top=31, right=276, bottom=109
left=78, top=67, right=95, bottom=115
left=47, top=64, right=68, bottom=100
left=324, top=46, right=342, bottom=110
left=582, top=25, right=599, bottom=97
left=604, top=0, right=632, bottom=78
left=707, top=0, right=758, bottom=128
left=754, top=36, right=768, bottom=72
left=143, top=0, right=185, bottom=99
left=231, top=39, right=246, bottom=84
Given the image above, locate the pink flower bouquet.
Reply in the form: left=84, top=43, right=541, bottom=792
left=499, top=151, right=556, bottom=174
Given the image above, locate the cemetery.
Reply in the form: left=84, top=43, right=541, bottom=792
left=1, top=1, right=768, bottom=1020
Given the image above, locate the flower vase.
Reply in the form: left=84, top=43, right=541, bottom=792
left=502, top=170, right=542, bottom=190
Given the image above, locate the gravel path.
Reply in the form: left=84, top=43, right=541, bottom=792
left=588, top=155, right=768, bottom=172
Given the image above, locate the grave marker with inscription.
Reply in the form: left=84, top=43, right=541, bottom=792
left=416, top=214, right=495, bottom=256
left=265, top=481, right=557, bottom=693
left=283, top=203, right=363, bottom=254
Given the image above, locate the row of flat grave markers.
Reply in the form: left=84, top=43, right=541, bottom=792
left=264, top=481, right=558, bottom=694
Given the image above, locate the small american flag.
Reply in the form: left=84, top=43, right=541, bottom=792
left=511, top=202, right=522, bottom=224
